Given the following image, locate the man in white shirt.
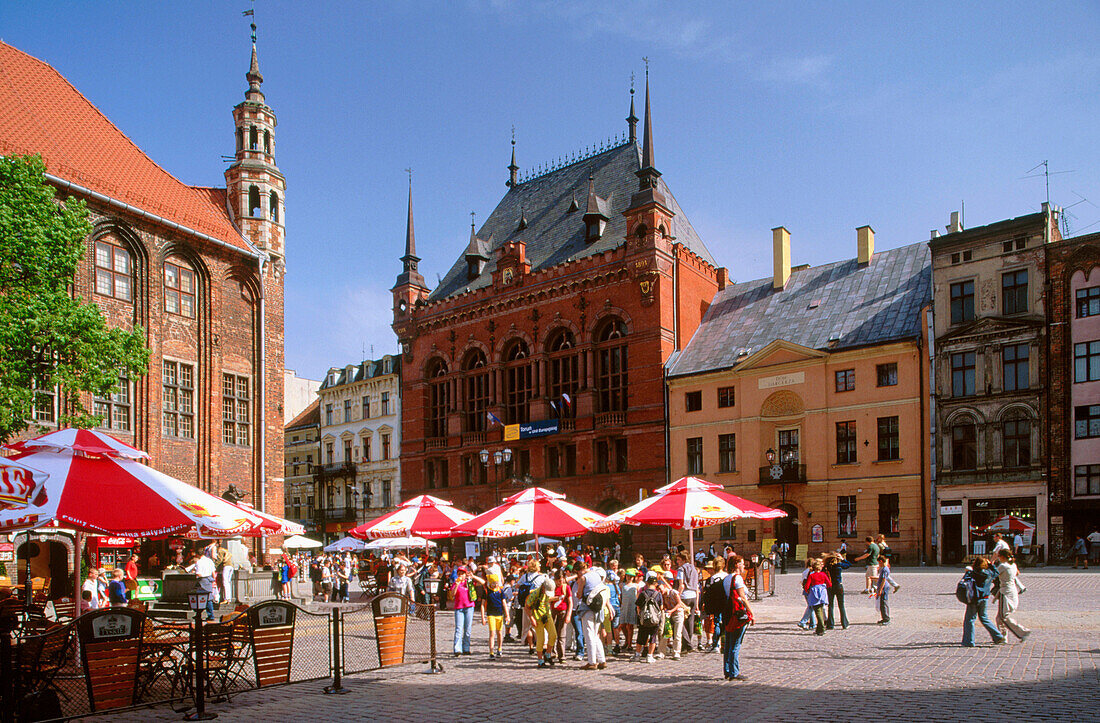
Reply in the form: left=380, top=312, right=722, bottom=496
left=81, top=568, right=101, bottom=612
left=556, top=543, right=567, bottom=560
left=991, top=533, right=1011, bottom=559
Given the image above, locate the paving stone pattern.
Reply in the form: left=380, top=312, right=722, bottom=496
left=117, top=569, right=1100, bottom=722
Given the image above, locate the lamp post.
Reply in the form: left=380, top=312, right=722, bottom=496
left=185, top=585, right=217, bottom=720
left=480, top=448, right=511, bottom=555
left=765, top=448, right=788, bottom=574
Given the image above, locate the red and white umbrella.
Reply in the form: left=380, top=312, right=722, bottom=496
left=450, top=487, right=608, bottom=539
left=234, top=502, right=305, bottom=536
left=0, top=456, right=48, bottom=510
left=594, top=477, right=786, bottom=559
left=980, top=515, right=1035, bottom=534
left=0, top=449, right=267, bottom=538
left=348, top=494, right=474, bottom=540
left=7, top=428, right=148, bottom=460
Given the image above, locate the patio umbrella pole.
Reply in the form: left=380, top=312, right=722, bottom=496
left=74, top=531, right=84, bottom=610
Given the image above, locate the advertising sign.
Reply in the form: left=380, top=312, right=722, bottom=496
left=504, top=419, right=560, bottom=441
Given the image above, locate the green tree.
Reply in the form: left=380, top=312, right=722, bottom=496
left=0, top=154, right=149, bottom=442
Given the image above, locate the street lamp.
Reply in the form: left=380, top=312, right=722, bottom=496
left=481, top=448, right=512, bottom=555
left=185, top=585, right=217, bottom=720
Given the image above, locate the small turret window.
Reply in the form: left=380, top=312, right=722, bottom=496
left=269, top=191, right=280, bottom=223
left=249, top=126, right=258, bottom=150
left=236, top=127, right=243, bottom=151
left=264, top=130, right=271, bottom=154
left=248, top=186, right=262, bottom=218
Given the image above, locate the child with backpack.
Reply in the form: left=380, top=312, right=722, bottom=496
left=634, top=572, right=664, bottom=664
left=960, top=557, right=1005, bottom=647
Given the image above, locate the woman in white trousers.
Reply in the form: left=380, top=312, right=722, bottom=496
left=994, top=548, right=1030, bottom=641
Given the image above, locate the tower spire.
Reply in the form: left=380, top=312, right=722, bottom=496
left=640, top=60, right=655, bottom=174
left=244, top=8, right=264, bottom=102
left=627, top=72, right=638, bottom=143
left=403, top=169, right=417, bottom=262
left=507, top=126, right=519, bottom=187
left=628, top=58, right=668, bottom=210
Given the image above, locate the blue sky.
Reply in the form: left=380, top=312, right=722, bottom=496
left=6, top=2, right=1100, bottom=379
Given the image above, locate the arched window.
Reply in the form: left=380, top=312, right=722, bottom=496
left=248, top=186, right=261, bottom=218
left=595, top=317, right=628, bottom=413
left=503, top=339, right=531, bottom=424
left=462, top=350, right=488, bottom=433
left=1002, top=412, right=1031, bottom=468
left=249, top=125, right=258, bottom=150
left=263, top=129, right=271, bottom=154
left=236, top=127, right=243, bottom=151
left=93, top=238, right=132, bottom=301
left=164, top=256, right=196, bottom=318
left=546, top=329, right=577, bottom=419
left=426, top=358, right=449, bottom=439
left=269, top=191, right=280, bottom=223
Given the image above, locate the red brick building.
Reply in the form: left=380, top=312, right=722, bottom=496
left=392, top=80, right=725, bottom=549
left=1046, top=232, right=1100, bottom=557
left=0, top=41, right=286, bottom=536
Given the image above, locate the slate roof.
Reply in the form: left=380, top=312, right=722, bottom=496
left=429, top=140, right=714, bottom=300
left=319, top=356, right=402, bottom=390
left=0, top=41, right=254, bottom=255
left=668, top=241, right=931, bottom=377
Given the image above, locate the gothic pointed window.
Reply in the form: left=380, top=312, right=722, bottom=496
left=426, top=359, right=449, bottom=438
left=547, top=328, right=577, bottom=419
left=164, top=257, right=196, bottom=318
left=263, top=129, right=271, bottom=154
left=463, top=349, right=489, bottom=433
left=249, top=125, right=258, bottom=150
left=596, top=317, right=628, bottom=413
left=504, top=339, right=531, bottom=424
left=269, top=191, right=280, bottom=223
left=248, top=186, right=262, bottom=218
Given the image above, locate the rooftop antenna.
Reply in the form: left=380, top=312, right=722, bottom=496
left=1022, top=160, right=1075, bottom=206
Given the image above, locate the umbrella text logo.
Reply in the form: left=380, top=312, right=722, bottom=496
left=178, top=501, right=212, bottom=517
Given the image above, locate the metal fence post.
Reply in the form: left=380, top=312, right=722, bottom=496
left=428, top=603, right=440, bottom=673
left=323, top=607, right=347, bottom=694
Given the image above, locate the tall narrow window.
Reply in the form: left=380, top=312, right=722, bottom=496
left=248, top=185, right=261, bottom=217
left=878, top=493, right=900, bottom=535
left=361, top=436, right=371, bottom=462
left=362, top=395, right=371, bottom=420
left=1002, top=344, right=1029, bottom=391
left=94, top=241, right=132, bottom=301
left=595, top=438, right=627, bottom=474
left=164, top=259, right=196, bottom=318
left=547, top=329, right=578, bottom=419
left=343, top=440, right=352, bottom=463
left=838, top=495, right=857, bottom=537
left=32, top=381, right=55, bottom=424
left=221, top=374, right=250, bottom=446
left=836, top=421, right=857, bottom=464
left=381, top=433, right=391, bottom=460
left=950, top=280, right=975, bottom=324
left=951, top=352, right=976, bottom=397
left=163, top=361, right=195, bottom=439
left=426, top=359, right=448, bottom=438
left=877, top=416, right=900, bottom=461
left=1002, top=269, right=1028, bottom=315
left=463, top=350, right=488, bottom=432
left=718, top=433, right=736, bottom=473
left=94, top=375, right=131, bottom=432
left=778, top=429, right=800, bottom=464
left=325, top=442, right=333, bottom=464
left=269, top=191, right=280, bottom=223
left=686, top=437, right=703, bottom=475
left=263, top=129, right=271, bottom=154
left=596, top=318, right=628, bottom=413
left=325, top=404, right=333, bottom=426
left=382, top=480, right=392, bottom=508
left=461, top=455, right=485, bottom=486
left=503, top=339, right=531, bottom=424
left=1002, top=417, right=1031, bottom=468
left=952, top=423, right=976, bottom=469
left=343, top=399, right=352, bottom=423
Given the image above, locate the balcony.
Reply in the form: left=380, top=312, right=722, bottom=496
left=559, top=419, right=575, bottom=432
left=425, top=437, right=448, bottom=451
left=312, top=462, right=356, bottom=480
left=758, top=463, right=807, bottom=485
left=462, top=431, right=487, bottom=446
left=595, top=411, right=626, bottom=427
left=318, top=505, right=359, bottom=522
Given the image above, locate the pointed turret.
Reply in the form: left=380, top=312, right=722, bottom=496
left=629, top=69, right=668, bottom=210
left=245, top=43, right=264, bottom=103
left=583, top=176, right=609, bottom=242
left=395, top=179, right=426, bottom=290
left=464, top=219, right=489, bottom=281
left=627, top=84, right=638, bottom=143
left=507, top=137, right=519, bottom=187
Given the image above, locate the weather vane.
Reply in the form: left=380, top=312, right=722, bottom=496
left=511, top=124, right=515, bottom=146
left=631, top=71, right=635, bottom=94
left=243, top=1, right=256, bottom=43
left=642, top=56, right=649, bottom=78
left=404, top=167, right=413, bottom=186
left=470, top=210, right=477, bottom=227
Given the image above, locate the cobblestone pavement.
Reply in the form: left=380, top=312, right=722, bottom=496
left=118, top=568, right=1100, bottom=722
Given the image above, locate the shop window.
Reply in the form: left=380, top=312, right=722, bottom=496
left=1074, top=341, right=1100, bottom=382
left=878, top=493, right=899, bottom=536
left=686, top=437, right=703, bottom=475
left=834, top=369, right=855, bottom=393
left=951, top=352, right=976, bottom=397
left=876, top=363, right=897, bottom=387
left=1002, top=344, right=1029, bottom=392
left=836, top=421, right=857, bottom=464
left=718, top=433, right=736, bottom=473
left=877, top=416, right=900, bottom=461
left=717, top=386, right=735, bottom=408
left=685, top=391, right=702, bottom=412
left=838, top=495, right=857, bottom=537
left=950, top=280, right=975, bottom=324
left=94, top=240, right=132, bottom=301
left=162, top=361, right=195, bottom=439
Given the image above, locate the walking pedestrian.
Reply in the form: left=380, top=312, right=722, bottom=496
left=872, top=556, right=897, bottom=625
left=994, top=549, right=1030, bottom=641
left=575, top=560, right=609, bottom=670
left=853, top=537, right=880, bottom=593
left=1070, top=535, right=1089, bottom=568
left=634, top=572, right=664, bottom=664
left=961, top=556, right=1006, bottom=647
left=803, top=558, right=830, bottom=635
left=525, top=563, right=558, bottom=668
left=517, top=558, right=542, bottom=655
left=658, top=572, right=684, bottom=659
left=481, top=574, right=509, bottom=658
left=551, top=569, right=572, bottom=663
left=619, top=569, right=641, bottom=656
left=796, top=558, right=815, bottom=629
left=1088, top=527, right=1100, bottom=565
left=676, top=551, right=700, bottom=654
left=823, top=553, right=849, bottom=630
left=721, top=554, right=753, bottom=681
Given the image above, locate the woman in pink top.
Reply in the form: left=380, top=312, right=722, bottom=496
left=449, top=567, right=480, bottom=656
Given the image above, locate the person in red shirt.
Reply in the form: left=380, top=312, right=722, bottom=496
left=124, top=554, right=139, bottom=590
left=803, top=558, right=832, bottom=635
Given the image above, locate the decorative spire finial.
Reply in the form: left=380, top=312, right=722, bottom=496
left=507, top=125, right=519, bottom=187
left=402, top=168, right=417, bottom=264
left=641, top=58, right=654, bottom=172
left=243, top=4, right=264, bottom=99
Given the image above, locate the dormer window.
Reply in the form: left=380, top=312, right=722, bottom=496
left=467, top=259, right=483, bottom=280
left=586, top=218, right=606, bottom=241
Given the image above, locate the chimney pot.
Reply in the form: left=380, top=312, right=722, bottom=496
left=857, top=225, right=875, bottom=265
left=772, top=227, right=791, bottom=290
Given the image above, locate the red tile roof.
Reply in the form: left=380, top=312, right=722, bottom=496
left=0, top=41, right=254, bottom=255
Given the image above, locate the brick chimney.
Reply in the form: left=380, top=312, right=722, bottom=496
left=857, top=225, right=875, bottom=265
left=772, top=226, right=790, bottom=290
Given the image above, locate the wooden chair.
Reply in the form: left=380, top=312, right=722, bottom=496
left=15, top=621, right=73, bottom=719
left=202, top=621, right=244, bottom=701
left=31, top=577, right=50, bottom=605
left=76, top=608, right=146, bottom=713
left=50, top=597, right=77, bottom=622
